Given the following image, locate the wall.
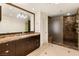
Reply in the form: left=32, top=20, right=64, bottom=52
left=35, top=11, right=48, bottom=46
left=40, top=12, right=48, bottom=46
left=35, top=12, right=40, bottom=32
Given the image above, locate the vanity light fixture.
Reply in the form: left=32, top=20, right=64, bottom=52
left=17, top=13, right=21, bottom=19
left=67, top=13, right=71, bottom=16
left=17, top=13, right=28, bottom=20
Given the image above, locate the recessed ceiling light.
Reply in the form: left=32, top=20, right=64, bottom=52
left=54, top=3, right=60, bottom=4
left=32, top=8, right=38, bottom=12
left=32, top=8, right=35, bottom=10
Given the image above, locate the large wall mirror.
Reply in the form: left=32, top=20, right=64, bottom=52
left=0, top=3, right=35, bottom=34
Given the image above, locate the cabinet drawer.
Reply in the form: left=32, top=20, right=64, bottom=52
left=0, top=41, right=16, bottom=56
left=0, top=41, right=15, bottom=48
left=0, top=49, right=15, bottom=56
left=30, top=35, right=40, bottom=39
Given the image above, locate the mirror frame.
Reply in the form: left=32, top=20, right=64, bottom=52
left=0, top=6, right=1, bottom=21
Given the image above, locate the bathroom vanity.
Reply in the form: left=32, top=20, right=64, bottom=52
left=0, top=33, right=40, bottom=56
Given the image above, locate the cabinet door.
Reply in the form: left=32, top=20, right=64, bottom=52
left=30, top=35, right=40, bottom=48
left=15, top=38, right=34, bottom=56
left=36, top=35, right=40, bottom=48
left=24, top=35, right=40, bottom=55
left=23, top=37, right=35, bottom=55
left=15, top=39, right=26, bottom=56
left=0, top=41, right=16, bottom=56
left=15, top=35, right=40, bottom=56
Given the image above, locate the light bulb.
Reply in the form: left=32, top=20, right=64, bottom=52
left=17, top=13, right=21, bottom=19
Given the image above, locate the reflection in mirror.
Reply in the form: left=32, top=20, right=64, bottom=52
left=0, top=3, right=35, bottom=34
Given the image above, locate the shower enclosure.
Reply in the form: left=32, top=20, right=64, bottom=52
left=63, top=15, right=78, bottom=49
left=48, top=15, right=78, bottom=50
left=48, top=16, right=63, bottom=45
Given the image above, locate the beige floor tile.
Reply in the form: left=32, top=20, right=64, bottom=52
left=27, top=43, right=79, bottom=56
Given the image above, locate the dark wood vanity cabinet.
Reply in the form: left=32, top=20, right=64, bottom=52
left=0, top=35, right=40, bottom=56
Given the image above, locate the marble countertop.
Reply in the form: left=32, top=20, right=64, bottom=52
left=0, top=32, right=40, bottom=44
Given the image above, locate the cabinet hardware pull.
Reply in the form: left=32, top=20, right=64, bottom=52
left=5, top=50, right=9, bottom=53
left=6, top=44, right=9, bottom=46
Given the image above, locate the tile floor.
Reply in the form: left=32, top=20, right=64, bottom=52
left=28, top=43, right=79, bottom=56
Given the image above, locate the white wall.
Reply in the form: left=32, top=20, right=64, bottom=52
left=40, top=12, right=48, bottom=46
left=35, top=11, right=48, bottom=46
left=35, top=12, right=40, bottom=32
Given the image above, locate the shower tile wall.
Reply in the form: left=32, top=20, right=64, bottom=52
left=48, top=15, right=78, bottom=50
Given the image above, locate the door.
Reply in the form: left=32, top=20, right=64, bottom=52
left=48, top=16, right=63, bottom=44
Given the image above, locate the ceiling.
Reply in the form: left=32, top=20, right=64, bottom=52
left=5, top=3, right=79, bottom=16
